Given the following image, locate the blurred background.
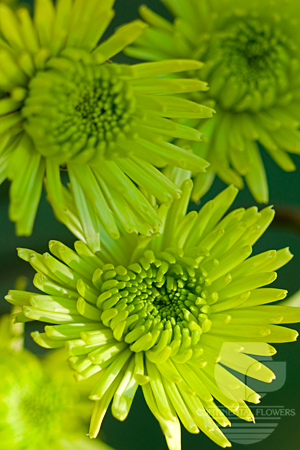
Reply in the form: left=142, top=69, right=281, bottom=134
left=0, top=1, right=300, bottom=450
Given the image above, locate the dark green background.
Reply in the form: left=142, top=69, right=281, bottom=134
left=0, top=1, right=300, bottom=450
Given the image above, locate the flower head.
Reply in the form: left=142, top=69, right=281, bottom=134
left=0, top=311, right=114, bottom=450
left=127, top=0, right=300, bottom=203
left=6, top=173, right=300, bottom=449
left=0, top=0, right=211, bottom=248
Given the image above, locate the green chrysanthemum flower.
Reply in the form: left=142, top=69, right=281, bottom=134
left=0, top=0, right=212, bottom=249
left=0, top=312, right=114, bottom=450
left=6, top=173, right=300, bottom=449
left=127, top=0, right=300, bottom=203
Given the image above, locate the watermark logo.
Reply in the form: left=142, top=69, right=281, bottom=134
left=221, top=405, right=296, bottom=445
left=213, top=342, right=295, bottom=445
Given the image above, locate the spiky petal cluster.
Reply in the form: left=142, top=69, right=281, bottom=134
left=0, top=312, right=114, bottom=450
left=0, top=0, right=211, bottom=248
left=127, top=0, right=300, bottom=203
left=6, top=176, right=300, bottom=449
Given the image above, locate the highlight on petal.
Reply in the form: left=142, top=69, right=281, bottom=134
left=127, top=0, right=300, bottom=203
left=6, top=174, right=300, bottom=450
left=0, top=0, right=211, bottom=245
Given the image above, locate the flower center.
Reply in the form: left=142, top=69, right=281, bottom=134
left=2, top=353, right=80, bottom=449
left=221, top=20, right=286, bottom=81
left=97, top=250, right=214, bottom=357
left=22, top=56, right=136, bottom=162
left=200, top=18, right=294, bottom=111
left=20, top=379, right=67, bottom=435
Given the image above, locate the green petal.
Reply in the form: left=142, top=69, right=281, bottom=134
left=0, top=4, right=25, bottom=51
left=69, top=164, right=120, bottom=240
left=34, top=0, right=55, bottom=48
left=89, top=370, right=124, bottom=438
left=131, top=77, right=208, bottom=95
left=132, top=59, right=203, bottom=78
left=138, top=5, right=173, bottom=32
left=93, top=20, right=148, bottom=63
left=89, top=349, right=132, bottom=400
left=112, top=357, right=139, bottom=421
left=142, top=381, right=181, bottom=450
